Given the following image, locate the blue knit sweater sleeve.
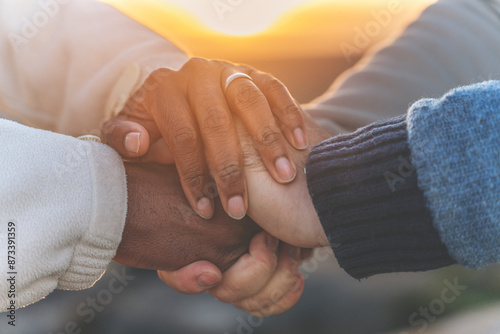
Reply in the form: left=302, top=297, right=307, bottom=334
left=306, top=81, right=500, bottom=278
left=407, top=80, right=500, bottom=269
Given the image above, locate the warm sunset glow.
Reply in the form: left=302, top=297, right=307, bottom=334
left=164, top=0, right=314, bottom=36
left=100, top=0, right=435, bottom=60
left=163, top=0, right=433, bottom=37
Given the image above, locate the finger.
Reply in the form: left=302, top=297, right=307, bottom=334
left=189, top=75, right=247, bottom=220
left=157, top=261, right=222, bottom=295
left=232, top=244, right=301, bottom=315
left=223, top=69, right=297, bottom=184
left=153, top=89, right=215, bottom=220
left=101, top=118, right=153, bottom=158
left=250, top=71, right=308, bottom=150
left=249, top=274, right=305, bottom=317
left=210, top=232, right=280, bottom=303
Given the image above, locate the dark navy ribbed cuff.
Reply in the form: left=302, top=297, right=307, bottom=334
left=306, top=115, right=455, bottom=279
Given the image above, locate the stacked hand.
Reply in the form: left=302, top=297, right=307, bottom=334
left=102, top=58, right=331, bottom=317
left=115, top=163, right=262, bottom=272
left=156, top=113, right=331, bottom=316
left=103, top=58, right=308, bottom=220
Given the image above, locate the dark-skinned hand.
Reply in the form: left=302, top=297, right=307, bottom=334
left=113, top=163, right=262, bottom=272
left=102, top=58, right=308, bottom=221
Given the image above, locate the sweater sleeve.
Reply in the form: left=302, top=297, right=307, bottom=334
left=307, top=81, right=500, bottom=279
left=407, top=81, right=500, bottom=269
left=0, top=119, right=127, bottom=309
left=306, top=115, right=455, bottom=279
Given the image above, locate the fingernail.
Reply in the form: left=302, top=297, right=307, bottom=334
left=196, top=273, right=219, bottom=288
left=197, top=197, right=213, bottom=219
left=124, top=132, right=141, bottom=155
left=265, top=234, right=279, bottom=252
left=228, top=196, right=246, bottom=220
left=293, top=128, right=308, bottom=149
left=275, top=157, right=296, bottom=183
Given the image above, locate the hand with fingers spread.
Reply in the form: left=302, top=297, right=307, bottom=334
left=102, top=57, right=309, bottom=220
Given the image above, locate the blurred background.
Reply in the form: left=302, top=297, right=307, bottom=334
left=4, top=0, right=500, bottom=333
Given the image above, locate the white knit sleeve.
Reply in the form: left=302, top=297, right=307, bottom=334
left=305, top=0, right=500, bottom=134
left=0, top=119, right=127, bottom=310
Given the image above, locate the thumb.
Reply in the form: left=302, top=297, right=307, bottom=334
left=101, top=118, right=152, bottom=158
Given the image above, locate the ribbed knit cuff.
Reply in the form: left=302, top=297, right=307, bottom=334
left=306, top=115, right=455, bottom=279
left=58, top=141, right=127, bottom=291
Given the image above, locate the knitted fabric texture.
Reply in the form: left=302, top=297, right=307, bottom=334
left=407, top=81, right=500, bottom=268
left=307, top=115, right=455, bottom=279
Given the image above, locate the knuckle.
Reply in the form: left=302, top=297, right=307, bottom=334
left=216, top=161, right=243, bottom=187
left=257, top=127, right=282, bottom=147
left=141, top=69, right=172, bottom=94
left=148, top=68, right=173, bottom=83
left=235, top=299, right=264, bottom=314
left=212, top=287, right=240, bottom=304
left=183, top=57, right=206, bottom=70
left=283, top=270, right=300, bottom=290
left=261, top=75, right=284, bottom=93
left=212, top=59, right=229, bottom=68
left=234, top=84, right=266, bottom=108
left=100, top=120, right=116, bottom=142
left=202, top=106, right=232, bottom=133
left=282, top=261, right=299, bottom=280
left=281, top=104, right=302, bottom=121
left=182, top=168, right=205, bottom=190
left=172, top=125, right=198, bottom=150
left=253, top=251, right=278, bottom=274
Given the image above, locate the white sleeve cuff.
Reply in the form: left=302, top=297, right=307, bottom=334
left=58, top=141, right=127, bottom=290
left=0, top=120, right=127, bottom=308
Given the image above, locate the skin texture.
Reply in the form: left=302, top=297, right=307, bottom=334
left=103, top=58, right=322, bottom=316
left=238, top=112, right=332, bottom=248
left=102, top=58, right=308, bottom=221
left=114, top=163, right=262, bottom=272
left=112, top=114, right=327, bottom=316
left=158, top=112, right=331, bottom=315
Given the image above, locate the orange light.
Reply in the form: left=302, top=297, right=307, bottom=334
left=100, top=0, right=434, bottom=59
